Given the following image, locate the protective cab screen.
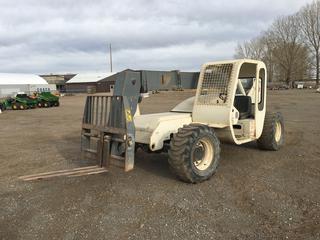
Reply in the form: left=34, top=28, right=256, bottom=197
left=197, top=63, right=233, bottom=105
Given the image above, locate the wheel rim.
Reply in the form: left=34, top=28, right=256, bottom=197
left=275, top=121, right=282, bottom=142
left=192, top=137, right=214, bottom=171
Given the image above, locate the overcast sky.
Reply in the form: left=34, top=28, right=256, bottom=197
left=0, top=0, right=313, bottom=74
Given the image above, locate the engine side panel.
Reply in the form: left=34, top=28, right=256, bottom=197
left=134, top=112, right=192, bottom=150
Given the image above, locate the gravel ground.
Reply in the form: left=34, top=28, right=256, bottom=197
left=0, top=90, right=319, bottom=240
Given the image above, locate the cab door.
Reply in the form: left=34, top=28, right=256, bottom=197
left=255, top=65, right=267, bottom=138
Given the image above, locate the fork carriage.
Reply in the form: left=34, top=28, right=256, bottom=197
left=81, top=95, right=135, bottom=171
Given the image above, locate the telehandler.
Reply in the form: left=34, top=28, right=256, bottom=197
left=81, top=59, right=284, bottom=183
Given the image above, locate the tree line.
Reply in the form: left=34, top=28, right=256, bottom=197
left=235, top=0, right=320, bottom=87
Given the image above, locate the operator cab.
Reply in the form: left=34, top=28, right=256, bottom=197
left=235, top=78, right=254, bottom=120
left=232, top=62, right=266, bottom=142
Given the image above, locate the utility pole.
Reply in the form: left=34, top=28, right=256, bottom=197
left=109, top=43, right=113, bottom=72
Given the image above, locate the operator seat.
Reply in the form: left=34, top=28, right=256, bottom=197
left=234, top=96, right=252, bottom=119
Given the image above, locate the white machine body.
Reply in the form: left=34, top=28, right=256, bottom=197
left=134, top=59, right=267, bottom=151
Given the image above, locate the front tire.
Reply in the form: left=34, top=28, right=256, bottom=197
left=43, top=102, right=49, bottom=108
left=257, top=112, right=284, bottom=151
left=168, top=124, right=220, bottom=183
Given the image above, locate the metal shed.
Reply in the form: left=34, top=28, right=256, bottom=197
left=40, top=74, right=76, bottom=92
left=97, top=69, right=199, bottom=92
left=65, top=72, right=116, bottom=93
left=65, top=69, right=199, bottom=94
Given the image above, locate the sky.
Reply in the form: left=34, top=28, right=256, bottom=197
left=0, top=0, right=314, bottom=74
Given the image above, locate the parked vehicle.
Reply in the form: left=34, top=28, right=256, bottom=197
left=0, top=102, right=5, bottom=112
left=81, top=59, right=285, bottom=183
left=36, top=92, right=60, bottom=107
left=2, top=94, right=38, bottom=110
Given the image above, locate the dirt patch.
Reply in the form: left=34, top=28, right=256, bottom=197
left=0, top=90, right=319, bottom=239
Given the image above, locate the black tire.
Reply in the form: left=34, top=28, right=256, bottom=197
left=19, top=104, right=26, bottom=110
left=168, top=124, right=220, bottom=183
left=54, top=101, right=60, bottom=107
left=43, top=102, right=49, bottom=108
left=12, top=103, right=19, bottom=110
left=257, top=112, right=284, bottom=151
left=37, top=102, right=43, bottom=108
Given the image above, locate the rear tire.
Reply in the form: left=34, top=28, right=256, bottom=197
left=168, top=124, right=220, bottom=183
left=12, top=103, right=18, bottom=110
left=257, top=112, right=284, bottom=151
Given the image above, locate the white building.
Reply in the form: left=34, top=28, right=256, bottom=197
left=0, top=73, right=56, bottom=98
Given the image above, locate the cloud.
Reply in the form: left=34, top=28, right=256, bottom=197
left=0, top=0, right=313, bottom=73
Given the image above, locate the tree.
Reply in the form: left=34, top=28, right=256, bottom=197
left=299, top=0, right=320, bottom=87
left=234, top=37, right=265, bottom=60
left=234, top=36, right=276, bottom=82
left=265, top=15, right=309, bottom=86
left=234, top=12, right=313, bottom=86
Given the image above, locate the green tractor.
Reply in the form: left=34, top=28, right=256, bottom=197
left=36, top=92, right=60, bottom=108
left=2, top=93, right=38, bottom=110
